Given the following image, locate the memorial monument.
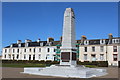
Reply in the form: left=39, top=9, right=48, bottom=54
left=23, top=8, right=107, bottom=78
left=60, top=8, right=77, bottom=66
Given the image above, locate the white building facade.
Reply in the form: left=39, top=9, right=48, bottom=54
left=2, top=34, right=120, bottom=66
left=2, top=38, right=57, bottom=61
left=79, top=34, right=120, bottom=66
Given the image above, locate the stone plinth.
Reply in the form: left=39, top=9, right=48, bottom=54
left=23, top=65, right=107, bottom=78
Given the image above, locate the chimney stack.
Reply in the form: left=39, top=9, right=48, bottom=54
left=37, top=38, right=41, bottom=42
left=25, top=39, right=32, bottom=43
left=108, top=33, right=113, bottom=39
left=81, top=35, right=87, bottom=45
left=47, top=37, right=54, bottom=43
left=17, top=40, right=22, bottom=44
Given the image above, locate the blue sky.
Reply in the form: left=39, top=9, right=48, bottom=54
left=2, top=2, right=118, bottom=53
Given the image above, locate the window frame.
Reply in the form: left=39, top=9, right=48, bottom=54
left=84, top=54, right=87, bottom=61
left=84, top=47, right=87, bottom=52
left=92, top=46, right=95, bottom=52
left=113, top=54, right=118, bottom=61
left=113, top=46, right=117, bottom=52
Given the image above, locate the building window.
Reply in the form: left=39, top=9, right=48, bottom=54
left=113, top=54, right=117, bottom=61
left=84, top=54, right=87, bottom=60
left=100, top=46, right=104, bottom=52
left=116, top=39, right=119, bottom=43
left=92, top=47, right=95, bottom=52
left=13, top=54, right=15, bottom=60
left=13, top=49, right=15, bottom=53
left=5, top=49, right=7, bottom=53
left=84, top=47, right=87, bottom=52
left=39, top=54, right=41, bottom=59
left=9, top=54, right=11, bottom=59
left=100, top=54, right=104, bottom=60
left=24, top=49, right=26, bottom=52
left=46, top=54, right=50, bottom=59
left=29, top=55, right=31, bottom=60
left=34, top=48, right=35, bottom=53
left=113, top=46, right=117, bottom=52
left=33, top=54, right=35, bottom=60
left=91, top=54, right=96, bottom=61
left=29, top=49, right=31, bottom=52
left=16, top=54, right=19, bottom=59
left=24, top=54, right=26, bottom=59
left=47, top=48, right=50, bottom=52
left=17, top=49, right=19, bottom=53
left=101, top=40, right=104, bottom=43
left=39, top=48, right=41, bottom=52
left=4, top=54, right=6, bottom=58
left=54, top=49, right=56, bottom=52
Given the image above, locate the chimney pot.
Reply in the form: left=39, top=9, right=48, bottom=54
left=17, top=40, right=21, bottom=44
left=108, top=33, right=113, bottom=39
left=25, top=39, right=32, bottom=43
left=47, top=37, right=54, bottom=43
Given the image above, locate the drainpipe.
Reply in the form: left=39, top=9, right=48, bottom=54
left=105, top=43, right=107, bottom=61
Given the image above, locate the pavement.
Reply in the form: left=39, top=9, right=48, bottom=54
left=2, top=67, right=119, bottom=78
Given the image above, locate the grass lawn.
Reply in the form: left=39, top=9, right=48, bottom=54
left=2, top=63, right=98, bottom=68
left=84, top=65, right=98, bottom=68
left=2, top=63, right=46, bottom=68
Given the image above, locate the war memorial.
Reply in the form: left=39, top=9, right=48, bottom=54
left=23, top=8, right=107, bottom=78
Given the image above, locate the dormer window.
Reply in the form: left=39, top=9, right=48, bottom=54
left=18, top=44, right=21, bottom=47
left=100, top=39, right=105, bottom=44
left=112, top=39, right=115, bottom=43
left=40, top=43, right=43, bottom=46
left=115, top=39, right=120, bottom=43
left=84, top=40, right=89, bottom=45
left=25, top=43, right=29, bottom=47
left=116, top=39, right=119, bottom=43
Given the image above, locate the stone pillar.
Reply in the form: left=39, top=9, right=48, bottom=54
left=60, top=8, right=77, bottom=67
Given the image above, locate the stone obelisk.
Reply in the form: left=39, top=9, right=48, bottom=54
left=60, top=8, right=77, bottom=67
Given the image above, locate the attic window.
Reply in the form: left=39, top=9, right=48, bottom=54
left=101, top=40, right=104, bottom=43
left=116, top=39, right=119, bottom=43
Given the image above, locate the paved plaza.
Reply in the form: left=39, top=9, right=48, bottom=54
left=2, top=67, right=119, bottom=78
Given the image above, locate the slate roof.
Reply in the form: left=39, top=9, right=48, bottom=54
left=89, top=39, right=100, bottom=45
left=4, top=37, right=120, bottom=48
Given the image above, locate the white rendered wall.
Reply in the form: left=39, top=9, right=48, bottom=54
left=2, top=46, right=56, bottom=61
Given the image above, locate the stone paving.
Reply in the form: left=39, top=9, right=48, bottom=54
left=2, top=67, right=119, bottom=78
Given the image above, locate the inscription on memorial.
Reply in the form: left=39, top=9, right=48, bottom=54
left=61, top=52, right=70, bottom=62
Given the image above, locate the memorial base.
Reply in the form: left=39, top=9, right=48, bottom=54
left=22, top=65, right=107, bottom=78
